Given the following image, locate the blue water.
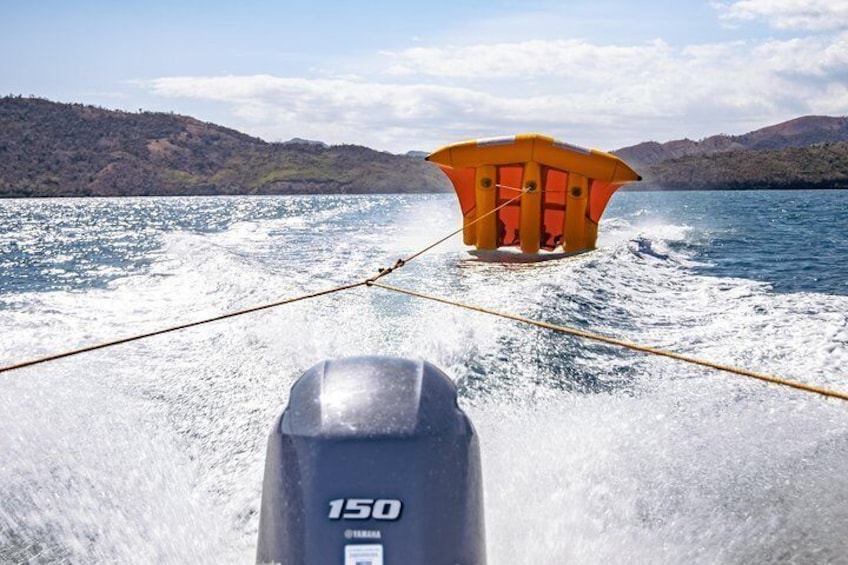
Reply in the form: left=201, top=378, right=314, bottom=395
left=3, top=191, right=846, bottom=297
left=1, top=191, right=847, bottom=564
left=624, top=190, right=848, bottom=295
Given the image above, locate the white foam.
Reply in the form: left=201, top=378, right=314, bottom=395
left=2, top=195, right=847, bottom=563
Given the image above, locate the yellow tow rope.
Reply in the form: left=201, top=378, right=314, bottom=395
left=0, top=282, right=367, bottom=374
left=367, top=280, right=848, bottom=402
left=1, top=188, right=846, bottom=404
left=0, top=189, right=526, bottom=375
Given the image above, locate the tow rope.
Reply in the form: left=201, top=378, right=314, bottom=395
left=367, top=280, right=848, bottom=402
left=2, top=189, right=846, bottom=404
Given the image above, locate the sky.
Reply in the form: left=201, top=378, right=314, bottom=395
left=2, top=0, right=847, bottom=152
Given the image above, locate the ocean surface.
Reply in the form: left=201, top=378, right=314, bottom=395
left=1, top=190, right=847, bottom=564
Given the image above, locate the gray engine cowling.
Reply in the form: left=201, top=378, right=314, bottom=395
left=256, top=356, right=486, bottom=565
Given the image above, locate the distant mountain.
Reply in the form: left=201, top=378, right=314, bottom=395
left=632, top=143, right=848, bottom=190
left=616, top=116, right=848, bottom=167
left=0, top=97, right=451, bottom=197
left=2, top=96, right=847, bottom=196
left=614, top=116, right=848, bottom=190
left=281, top=137, right=328, bottom=148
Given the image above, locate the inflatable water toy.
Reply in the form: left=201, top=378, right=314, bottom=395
left=427, top=134, right=641, bottom=254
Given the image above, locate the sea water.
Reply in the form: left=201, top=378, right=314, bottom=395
left=1, top=191, right=846, bottom=564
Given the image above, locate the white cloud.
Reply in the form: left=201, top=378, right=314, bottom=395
left=140, top=30, right=848, bottom=152
left=143, top=75, right=504, bottom=150
left=753, top=34, right=848, bottom=75
left=713, top=0, right=848, bottom=30
left=807, top=82, right=848, bottom=113
left=381, top=40, right=673, bottom=80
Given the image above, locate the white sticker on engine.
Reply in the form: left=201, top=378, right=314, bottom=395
left=344, top=544, right=383, bottom=565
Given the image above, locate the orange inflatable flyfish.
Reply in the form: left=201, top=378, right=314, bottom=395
left=427, top=134, right=640, bottom=255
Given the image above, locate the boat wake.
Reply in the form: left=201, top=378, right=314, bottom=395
left=1, top=194, right=846, bottom=564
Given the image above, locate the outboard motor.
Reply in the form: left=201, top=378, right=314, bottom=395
left=256, top=356, right=486, bottom=565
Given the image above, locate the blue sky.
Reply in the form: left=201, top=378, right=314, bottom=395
left=2, top=0, right=847, bottom=152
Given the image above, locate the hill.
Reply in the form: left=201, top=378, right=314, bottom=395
left=3, top=96, right=847, bottom=195
left=633, top=143, right=848, bottom=190
left=615, top=116, right=848, bottom=190
left=0, top=97, right=451, bottom=197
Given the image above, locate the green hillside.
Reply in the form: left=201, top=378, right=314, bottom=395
left=635, top=143, right=848, bottom=190
left=0, top=97, right=450, bottom=197
left=615, top=115, right=848, bottom=190
left=3, top=96, right=848, bottom=195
